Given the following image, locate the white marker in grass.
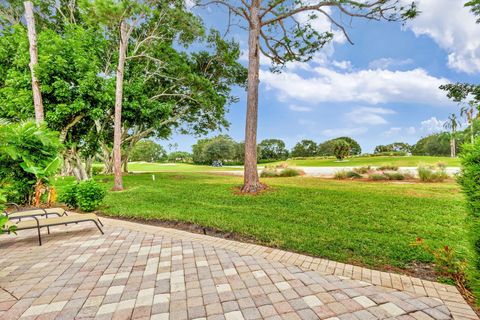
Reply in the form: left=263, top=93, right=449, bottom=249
left=152, top=174, right=155, bottom=181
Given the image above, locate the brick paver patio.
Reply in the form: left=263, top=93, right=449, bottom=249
left=0, top=216, right=477, bottom=320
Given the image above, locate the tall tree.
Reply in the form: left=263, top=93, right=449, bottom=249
left=444, top=113, right=459, bottom=158
left=79, top=0, right=189, bottom=190
left=196, top=0, right=417, bottom=193
left=461, top=102, right=477, bottom=144
left=23, top=1, right=43, bottom=124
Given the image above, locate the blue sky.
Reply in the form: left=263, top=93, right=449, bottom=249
left=165, top=0, right=480, bottom=154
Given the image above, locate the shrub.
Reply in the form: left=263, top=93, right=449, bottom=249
left=383, top=172, right=405, bottom=181
left=278, top=168, right=304, bottom=177
left=0, top=121, right=63, bottom=204
left=346, top=171, right=362, bottom=179
left=60, top=180, right=106, bottom=212
left=418, top=165, right=448, bottom=182
left=333, top=139, right=350, bottom=160
left=92, top=166, right=103, bottom=176
left=260, top=169, right=277, bottom=178
left=457, top=139, right=480, bottom=301
left=334, top=170, right=348, bottom=179
left=260, top=167, right=304, bottom=178
left=76, top=180, right=106, bottom=212
left=59, top=183, right=79, bottom=209
left=412, top=238, right=467, bottom=287
left=354, top=166, right=371, bottom=174
left=378, top=165, right=399, bottom=171
left=369, top=173, right=388, bottom=181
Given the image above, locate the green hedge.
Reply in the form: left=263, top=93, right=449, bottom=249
left=458, top=138, right=480, bottom=304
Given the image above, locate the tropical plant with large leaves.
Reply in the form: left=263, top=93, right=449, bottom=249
left=0, top=121, right=63, bottom=204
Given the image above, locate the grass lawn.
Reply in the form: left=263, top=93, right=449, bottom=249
left=55, top=172, right=470, bottom=274
left=94, top=162, right=242, bottom=172
left=276, top=156, right=460, bottom=167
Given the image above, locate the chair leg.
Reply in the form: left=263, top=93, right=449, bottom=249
left=37, top=227, right=42, bottom=246
left=47, top=226, right=50, bottom=234
left=98, top=219, right=104, bottom=227
left=93, top=220, right=104, bottom=235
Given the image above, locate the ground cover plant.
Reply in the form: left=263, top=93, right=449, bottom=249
left=54, top=173, right=470, bottom=275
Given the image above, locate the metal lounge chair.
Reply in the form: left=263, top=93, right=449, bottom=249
left=2, top=213, right=104, bottom=246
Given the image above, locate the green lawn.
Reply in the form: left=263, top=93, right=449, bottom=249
left=55, top=173, right=470, bottom=273
left=95, top=162, right=242, bottom=172
left=275, top=156, right=460, bottom=167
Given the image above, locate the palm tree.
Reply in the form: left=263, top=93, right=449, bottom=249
left=461, top=102, right=477, bottom=144
left=444, top=113, right=458, bottom=158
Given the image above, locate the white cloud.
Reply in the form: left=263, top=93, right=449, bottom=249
left=346, top=107, right=396, bottom=125
left=332, top=60, right=352, bottom=70
left=289, top=105, right=312, bottom=112
left=261, top=67, right=450, bottom=105
left=383, top=126, right=416, bottom=137
left=403, top=0, right=480, bottom=73
left=321, top=127, right=367, bottom=137
left=368, top=58, right=413, bottom=70
left=420, top=117, right=446, bottom=133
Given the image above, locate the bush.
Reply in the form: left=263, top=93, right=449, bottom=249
left=60, top=180, right=106, bottom=212
left=334, top=170, right=348, bottom=179
left=457, top=139, right=480, bottom=301
left=76, top=180, right=106, bottom=212
left=278, top=168, right=304, bottom=177
left=260, top=167, right=304, bottom=178
left=346, top=171, right=362, bottom=179
left=383, top=172, right=405, bottom=181
left=0, top=121, right=63, bottom=204
left=333, top=139, right=350, bottom=160
left=369, top=173, right=389, bottom=181
left=59, top=183, right=79, bottom=209
left=418, top=165, right=448, bottom=182
left=333, top=170, right=361, bottom=179
left=354, top=166, right=371, bottom=174
left=378, top=165, right=399, bottom=171
left=92, top=166, right=102, bottom=176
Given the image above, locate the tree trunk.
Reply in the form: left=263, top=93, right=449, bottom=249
left=122, top=153, right=129, bottom=173
left=113, top=21, right=128, bottom=191
left=241, top=0, right=264, bottom=193
left=471, top=121, right=474, bottom=144
left=451, top=132, right=456, bottom=158
left=24, top=1, right=44, bottom=124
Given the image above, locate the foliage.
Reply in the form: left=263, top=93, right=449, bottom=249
left=318, top=137, right=361, bottom=156
left=369, top=173, right=389, bottom=181
left=59, top=183, right=79, bottom=209
left=383, top=172, right=406, bottom=181
left=259, top=139, right=289, bottom=160
left=466, top=0, right=480, bottom=23
left=457, top=138, right=480, bottom=300
left=378, top=165, right=399, bottom=171
left=167, top=152, right=192, bottom=163
left=260, top=167, right=304, bottom=178
left=192, top=135, right=236, bottom=164
left=412, top=238, right=468, bottom=288
left=354, top=166, right=371, bottom=174
left=334, top=170, right=348, bottom=179
left=0, top=189, right=16, bottom=235
left=412, top=133, right=454, bottom=157
left=333, top=139, right=350, bottom=160
left=374, top=142, right=412, bottom=154
left=76, top=179, right=106, bottom=212
left=418, top=165, right=448, bottom=182
left=291, top=140, right=318, bottom=157
left=130, top=140, right=167, bottom=162
left=0, top=121, right=63, bottom=204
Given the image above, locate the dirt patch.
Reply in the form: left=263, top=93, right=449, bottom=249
left=231, top=183, right=272, bottom=196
